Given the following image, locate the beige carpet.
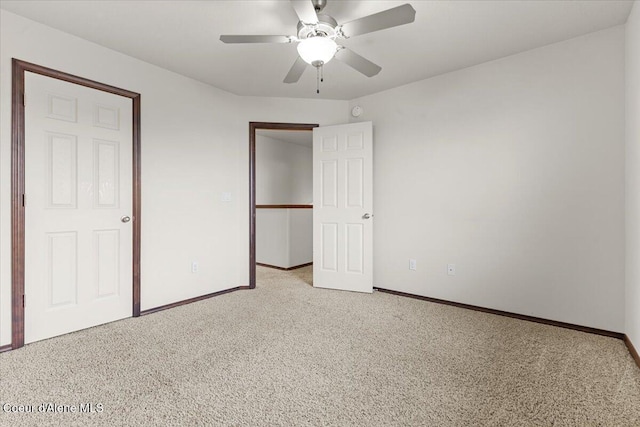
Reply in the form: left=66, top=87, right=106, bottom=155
left=1, top=265, right=639, bottom=426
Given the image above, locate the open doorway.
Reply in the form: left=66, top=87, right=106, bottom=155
left=249, top=122, right=318, bottom=288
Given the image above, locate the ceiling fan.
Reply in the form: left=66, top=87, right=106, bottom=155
left=220, top=0, right=416, bottom=93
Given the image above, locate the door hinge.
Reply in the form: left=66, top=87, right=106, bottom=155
left=22, top=93, right=25, bottom=108
left=22, top=194, right=25, bottom=207
left=22, top=295, right=25, bottom=308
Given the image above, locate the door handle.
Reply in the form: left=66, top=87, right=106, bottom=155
left=362, top=213, right=372, bottom=219
left=121, top=216, right=131, bottom=223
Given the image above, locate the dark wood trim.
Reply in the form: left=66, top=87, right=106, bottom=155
left=257, top=262, right=313, bottom=271
left=132, top=94, right=142, bottom=317
left=140, top=286, right=250, bottom=316
left=249, top=122, right=318, bottom=289
left=256, top=204, right=313, bottom=209
left=11, top=59, right=142, bottom=349
left=0, top=344, right=12, bottom=354
left=14, top=59, right=140, bottom=98
left=11, top=59, right=25, bottom=349
left=375, top=288, right=624, bottom=340
left=624, top=335, right=640, bottom=370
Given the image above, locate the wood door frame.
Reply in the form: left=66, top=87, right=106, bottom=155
left=249, top=122, right=317, bottom=288
left=11, top=59, right=142, bottom=349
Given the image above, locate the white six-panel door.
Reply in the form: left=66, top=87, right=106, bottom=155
left=313, top=121, right=373, bottom=293
left=24, top=72, right=133, bottom=344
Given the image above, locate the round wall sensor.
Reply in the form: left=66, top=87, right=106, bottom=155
left=351, top=105, right=363, bottom=117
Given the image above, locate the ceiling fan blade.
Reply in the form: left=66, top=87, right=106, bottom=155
left=340, top=4, right=416, bottom=38
left=290, top=0, right=319, bottom=24
left=335, top=48, right=381, bottom=77
left=283, top=56, right=308, bottom=83
left=220, top=35, right=293, bottom=44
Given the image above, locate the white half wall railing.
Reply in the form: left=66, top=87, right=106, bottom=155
left=256, top=205, right=312, bottom=269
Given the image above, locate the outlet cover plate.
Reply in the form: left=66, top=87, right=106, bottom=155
left=447, top=264, right=456, bottom=276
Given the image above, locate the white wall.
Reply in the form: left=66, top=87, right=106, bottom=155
left=255, top=134, right=312, bottom=204
left=349, top=27, right=626, bottom=332
left=289, top=210, right=313, bottom=267
left=0, top=10, right=348, bottom=346
left=256, top=209, right=312, bottom=268
left=256, top=210, right=290, bottom=268
left=626, top=1, right=640, bottom=350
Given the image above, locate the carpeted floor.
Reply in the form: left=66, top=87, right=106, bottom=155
left=1, top=265, right=639, bottom=426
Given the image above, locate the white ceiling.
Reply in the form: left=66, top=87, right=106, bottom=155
left=0, top=0, right=634, bottom=100
left=257, top=129, right=313, bottom=147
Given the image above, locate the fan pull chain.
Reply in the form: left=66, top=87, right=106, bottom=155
left=315, top=64, right=326, bottom=94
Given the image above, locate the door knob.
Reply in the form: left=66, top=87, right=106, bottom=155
left=121, top=216, right=131, bottom=223
left=362, top=213, right=372, bottom=219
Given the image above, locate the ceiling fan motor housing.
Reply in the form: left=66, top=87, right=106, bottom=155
left=297, top=14, right=338, bottom=40
left=312, top=0, right=327, bottom=13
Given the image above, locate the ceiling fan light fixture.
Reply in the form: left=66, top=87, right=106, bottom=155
left=221, top=0, right=417, bottom=89
left=297, top=36, right=337, bottom=66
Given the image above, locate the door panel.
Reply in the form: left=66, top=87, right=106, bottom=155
left=321, top=223, right=339, bottom=272
left=320, top=160, right=338, bottom=207
left=47, top=231, right=78, bottom=308
left=24, top=72, right=133, bottom=344
left=94, top=229, right=120, bottom=298
left=345, top=223, right=364, bottom=274
left=313, top=121, right=373, bottom=293
left=47, top=133, right=78, bottom=208
left=94, top=139, right=120, bottom=208
left=346, top=158, right=364, bottom=207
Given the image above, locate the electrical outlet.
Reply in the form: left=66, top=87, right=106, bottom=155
left=221, top=192, right=232, bottom=202
left=447, top=264, right=456, bottom=276
left=191, top=261, right=199, bottom=273
left=409, top=259, right=417, bottom=271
